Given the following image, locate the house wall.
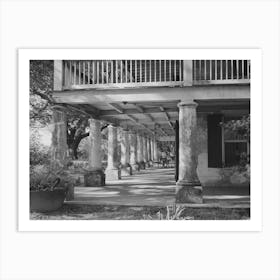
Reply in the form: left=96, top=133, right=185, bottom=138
left=196, top=114, right=250, bottom=187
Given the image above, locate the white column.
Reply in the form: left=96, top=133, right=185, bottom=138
left=121, top=129, right=132, bottom=176
left=150, top=138, right=154, bottom=161
left=105, top=124, right=121, bottom=180
left=143, top=135, right=148, bottom=167
left=50, top=109, right=68, bottom=170
left=153, top=136, right=158, bottom=162
left=129, top=131, right=139, bottom=171
left=137, top=133, right=145, bottom=169
left=84, top=119, right=105, bottom=187
left=176, top=100, right=202, bottom=203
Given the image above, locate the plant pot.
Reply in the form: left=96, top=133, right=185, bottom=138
left=30, top=189, right=66, bottom=212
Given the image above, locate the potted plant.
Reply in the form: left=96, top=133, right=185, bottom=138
left=30, top=165, right=74, bottom=212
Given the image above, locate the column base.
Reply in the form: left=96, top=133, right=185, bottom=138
left=139, top=161, right=146, bottom=170
left=105, top=168, right=121, bottom=180
left=121, top=165, right=132, bottom=176
left=175, top=181, right=203, bottom=204
left=131, top=163, right=140, bottom=171
left=84, top=169, right=105, bottom=187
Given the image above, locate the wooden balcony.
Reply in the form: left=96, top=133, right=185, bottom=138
left=62, top=60, right=184, bottom=90
left=54, top=60, right=250, bottom=91
left=193, top=60, right=250, bottom=85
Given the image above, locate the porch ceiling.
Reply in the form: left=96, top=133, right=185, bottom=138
left=60, top=98, right=250, bottom=137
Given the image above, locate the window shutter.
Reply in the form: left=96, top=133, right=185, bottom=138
left=207, top=114, right=223, bottom=168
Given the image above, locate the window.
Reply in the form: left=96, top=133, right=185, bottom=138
left=223, top=116, right=250, bottom=167
left=207, top=114, right=250, bottom=168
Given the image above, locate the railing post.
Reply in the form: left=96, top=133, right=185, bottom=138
left=54, top=60, right=63, bottom=91
left=183, top=60, right=193, bottom=86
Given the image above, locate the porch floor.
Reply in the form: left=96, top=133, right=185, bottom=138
left=66, top=168, right=250, bottom=208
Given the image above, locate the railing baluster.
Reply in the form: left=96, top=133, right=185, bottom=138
left=68, top=61, right=72, bottom=85
left=242, top=60, right=244, bottom=79
left=83, top=61, right=86, bottom=84
left=247, top=60, right=250, bottom=79
left=110, top=61, right=113, bottom=83
left=140, top=60, right=142, bottom=83
left=214, top=60, right=217, bottom=80
left=150, top=60, right=152, bottom=82
left=220, top=60, right=223, bottom=80
left=97, top=60, right=99, bottom=84
left=87, top=61, right=90, bottom=84
left=145, top=60, right=147, bottom=82
left=199, top=60, right=201, bottom=80
left=204, top=60, right=207, bottom=80
left=174, top=60, right=177, bottom=81
left=134, top=60, right=137, bottom=83
left=225, top=60, right=228, bottom=80
left=180, top=60, right=183, bottom=81
left=231, top=60, right=233, bottom=79
left=91, top=61, right=94, bottom=84
left=164, top=60, right=167, bottom=82
left=236, top=60, right=239, bottom=80
left=120, top=60, right=123, bottom=83
left=105, top=61, right=108, bottom=83
left=125, top=60, right=127, bottom=83
left=169, top=60, right=172, bottom=81
left=159, top=60, right=162, bottom=82
left=77, top=61, right=80, bottom=84
left=115, top=60, right=118, bottom=83
left=130, top=60, right=132, bottom=83
left=209, top=60, right=212, bottom=80
left=154, top=60, right=157, bottom=82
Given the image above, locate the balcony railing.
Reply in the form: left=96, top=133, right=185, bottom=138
left=57, top=60, right=250, bottom=91
left=193, top=60, right=250, bottom=85
left=63, top=60, right=184, bottom=90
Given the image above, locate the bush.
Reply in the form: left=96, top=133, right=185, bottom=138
left=30, top=128, right=50, bottom=168
left=30, top=165, right=74, bottom=192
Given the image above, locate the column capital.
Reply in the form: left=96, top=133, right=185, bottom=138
left=107, top=123, right=118, bottom=128
left=88, top=118, right=101, bottom=124
left=178, top=100, right=198, bottom=108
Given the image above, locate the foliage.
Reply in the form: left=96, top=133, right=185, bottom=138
left=30, top=127, right=50, bottom=168
left=221, top=114, right=250, bottom=177
left=30, top=60, right=110, bottom=160
left=222, top=115, right=250, bottom=140
left=30, top=60, right=54, bottom=125
left=30, top=165, right=74, bottom=192
left=143, top=205, right=194, bottom=220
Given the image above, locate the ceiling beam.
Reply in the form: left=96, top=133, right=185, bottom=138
left=126, top=115, right=154, bottom=135
left=99, top=107, right=178, bottom=117
left=159, top=106, right=174, bottom=129
left=108, top=103, right=124, bottom=114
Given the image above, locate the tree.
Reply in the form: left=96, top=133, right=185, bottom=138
left=30, top=60, right=109, bottom=160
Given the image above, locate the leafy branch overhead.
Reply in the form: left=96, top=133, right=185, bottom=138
left=30, top=60, right=109, bottom=160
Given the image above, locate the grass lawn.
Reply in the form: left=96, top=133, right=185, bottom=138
left=30, top=204, right=250, bottom=220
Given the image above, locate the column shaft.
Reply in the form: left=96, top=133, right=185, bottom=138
left=153, top=137, right=158, bottom=162
left=129, top=132, right=139, bottom=171
left=137, top=134, right=145, bottom=169
left=50, top=109, right=68, bottom=170
left=143, top=136, right=148, bottom=167
left=176, top=101, right=202, bottom=203
left=84, top=119, right=105, bottom=187
left=105, top=125, right=121, bottom=180
left=121, top=129, right=132, bottom=176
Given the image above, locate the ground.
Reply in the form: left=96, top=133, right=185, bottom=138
left=30, top=167, right=250, bottom=220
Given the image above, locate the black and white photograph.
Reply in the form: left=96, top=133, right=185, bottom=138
left=28, top=57, right=251, bottom=221
left=1, top=1, right=280, bottom=280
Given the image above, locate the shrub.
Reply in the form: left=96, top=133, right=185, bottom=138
left=30, top=128, right=50, bottom=168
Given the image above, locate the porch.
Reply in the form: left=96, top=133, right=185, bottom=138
left=66, top=167, right=250, bottom=208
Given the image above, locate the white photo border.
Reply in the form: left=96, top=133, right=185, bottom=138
left=19, top=48, right=262, bottom=232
